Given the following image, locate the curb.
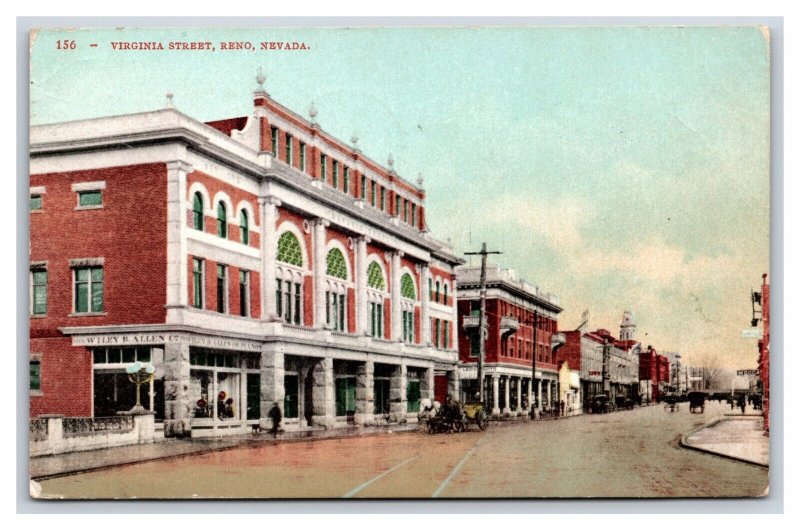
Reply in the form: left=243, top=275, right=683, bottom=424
left=679, top=417, right=768, bottom=469
left=30, top=424, right=421, bottom=481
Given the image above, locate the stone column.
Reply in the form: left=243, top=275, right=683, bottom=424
left=546, top=380, right=552, bottom=409
left=259, top=345, right=285, bottom=431
left=298, top=365, right=309, bottom=428
left=259, top=196, right=281, bottom=320
left=447, top=369, right=459, bottom=402
left=165, top=161, right=192, bottom=317
left=503, top=376, right=511, bottom=414
left=389, top=364, right=407, bottom=422
left=355, top=361, right=374, bottom=426
left=163, top=340, right=191, bottom=437
left=516, top=378, right=522, bottom=414
left=355, top=236, right=369, bottom=335
left=420, top=264, right=431, bottom=345
left=492, top=374, right=500, bottom=416
left=537, top=380, right=543, bottom=411
left=421, top=366, right=434, bottom=401
left=312, top=218, right=329, bottom=328
left=311, top=358, right=335, bottom=428
left=390, top=251, right=403, bottom=341
left=526, top=379, right=533, bottom=414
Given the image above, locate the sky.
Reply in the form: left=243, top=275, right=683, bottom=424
left=30, top=26, right=771, bottom=370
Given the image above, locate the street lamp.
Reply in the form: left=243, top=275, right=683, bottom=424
left=126, top=362, right=156, bottom=414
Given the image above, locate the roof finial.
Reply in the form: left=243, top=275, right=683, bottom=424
left=351, top=132, right=359, bottom=151
left=308, top=101, right=319, bottom=128
left=387, top=153, right=394, bottom=169
left=417, top=173, right=424, bottom=188
left=165, top=91, right=174, bottom=109
left=256, top=67, right=266, bottom=90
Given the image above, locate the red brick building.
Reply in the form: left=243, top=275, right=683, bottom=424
left=455, top=265, right=564, bottom=416
left=29, top=76, right=462, bottom=437
left=638, top=345, right=670, bottom=403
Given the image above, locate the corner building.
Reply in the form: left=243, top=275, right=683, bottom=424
left=456, top=265, right=564, bottom=416
left=29, top=82, right=462, bottom=437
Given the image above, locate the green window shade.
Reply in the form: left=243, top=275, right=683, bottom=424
left=271, top=126, right=279, bottom=155
left=400, top=273, right=416, bottom=300
left=361, top=176, right=367, bottom=200
left=216, top=265, right=226, bottom=313
left=79, top=190, right=102, bottom=207
left=240, top=210, right=249, bottom=245
left=30, top=195, right=42, bottom=211
left=374, top=379, right=390, bottom=414
left=320, top=155, right=327, bottom=182
left=74, top=266, right=103, bottom=313
left=285, top=133, right=292, bottom=163
left=275, top=279, right=282, bottom=316
left=276, top=232, right=303, bottom=266
left=217, top=203, right=227, bottom=238
left=192, top=192, right=204, bottom=231
left=443, top=284, right=448, bottom=305
left=444, top=321, right=449, bottom=349
left=239, top=270, right=249, bottom=317
left=395, top=195, right=401, bottom=216
left=192, top=258, right=204, bottom=308
left=406, top=381, right=421, bottom=413
left=299, top=143, right=306, bottom=172
left=294, top=283, right=301, bottom=325
left=343, top=168, right=349, bottom=194
left=338, top=294, right=345, bottom=331
left=335, top=377, right=356, bottom=416
left=326, top=248, right=348, bottom=279
left=32, top=270, right=47, bottom=314
left=380, top=188, right=385, bottom=211
left=366, top=262, right=385, bottom=290
left=91, top=277, right=104, bottom=312
left=411, top=204, right=417, bottom=226
left=30, top=361, right=41, bottom=391
left=370, top=181, right=376, bottom=206
left=332, top=161, right=339, bottom=189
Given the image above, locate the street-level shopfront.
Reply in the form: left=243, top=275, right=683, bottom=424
left=457, top=364, right=559, bottom=417
left=72, top=329, right=456, bottom=437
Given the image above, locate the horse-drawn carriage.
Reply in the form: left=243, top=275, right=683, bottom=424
left=688, top=391, right=706, bottom=413
left=418, top=398, right=488, bottom=433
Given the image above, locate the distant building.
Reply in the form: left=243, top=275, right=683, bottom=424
left=456, top=264, right=564, bottom=416
left=639, top=345, right=671, bottom=402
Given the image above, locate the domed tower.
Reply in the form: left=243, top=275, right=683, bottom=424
left=620, top=309, right=636, bottom=341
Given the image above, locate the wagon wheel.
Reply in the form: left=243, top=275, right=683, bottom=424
left=479, top=418, right=488, bottom=431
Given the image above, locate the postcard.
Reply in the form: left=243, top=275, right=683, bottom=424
left=28, top=25, right=770, bottom=499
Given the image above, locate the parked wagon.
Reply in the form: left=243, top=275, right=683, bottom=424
left=462, top=401, right=489, bottom=431
left=688, top=391, right=705, bottom=413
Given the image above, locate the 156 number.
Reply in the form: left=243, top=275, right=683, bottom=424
left=56, top=40, right=76, bottom=50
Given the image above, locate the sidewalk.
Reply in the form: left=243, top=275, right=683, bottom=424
left=680, top=413, right=769, bottom=467
left=29, top=422, right=420, bottom=480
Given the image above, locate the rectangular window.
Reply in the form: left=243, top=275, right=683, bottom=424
left=343, top=167, right=350, bottom=194
left=78, top=190, right=102, bottom=207
left=470, top=332, right=480, bottom=356
left=192, top=258, right=204, bottom=309
left=333, top=160, right=339, bottom=189
left=294, top=283, right=302, bottom=325
left=434, top=318, right=440, bottom=347
left=380, top=187, right=386, bottom=211
left=443, top=321, right=449, bottom=349
left=74, top=266, right=103, bottom=313
left=285, top=133, right=293, bottom=164
left=217, top=265, right=227, bottom=313
left=271, top=126, right=279, bottom=155
left=361, top=175, right=367, bottom=200
left=403, top=199, right=408, bottom=223
left=370, top=301, right=384, bottom=338
left=320, top=154, right=327, bottom=183
left=30, top=360, right=41, bottom=391
left=284, top=281, right=292, bottom=322
left=402, top=310, right=414, bottom=343
left=370, top=180, right=376, bottom=206
left=240, top=270, right=250, bottom=317
left=299, top=142, right=306, bottom=172
left=327, top=292, right=345, bottom=331
left=275, top=279, right=283, bottom=317
left=395, top=195, right=401, bottom=217
left=30, top=195, right=42, bottom=211
left=406, top=380, right=421, bottom=413
left=31, top=268, right=47, bottom=315
left=411, top=204, right=417, bottom=227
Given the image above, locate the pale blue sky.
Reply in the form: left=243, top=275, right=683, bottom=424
left=30, top=26, right=770, bottom=369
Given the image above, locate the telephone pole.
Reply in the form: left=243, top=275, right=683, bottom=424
left=464, top=242, right=502, bottom=406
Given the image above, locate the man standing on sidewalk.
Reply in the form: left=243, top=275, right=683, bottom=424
left=268, top=401, right=282, bottom=438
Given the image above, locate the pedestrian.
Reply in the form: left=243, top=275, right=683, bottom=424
left=738, top=393, right=746, bottom=414
left=560, top=400, right=565, bottom=418
left=268, top=401, right=282, bottom=437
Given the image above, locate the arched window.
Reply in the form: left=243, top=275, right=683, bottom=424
left=435, top=280, right=441, bottom=303
left=217, top=202, right=227, bottom=239
left=366, top=261, right=385, bottom=338
left=326, top=248, right=348, bottom=279
left=325, top=248, right=348, bottom=331
left=193, top=192, right=204, bottom=230
left=277, top=231, right=303, bottom=266
left=400, top=273, right=416, bottom=300
left=240, top=210, right=249, bottom=245
left=367, top=262, right=385, bottom=290
left=443, top=283, right=448, bottom=305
